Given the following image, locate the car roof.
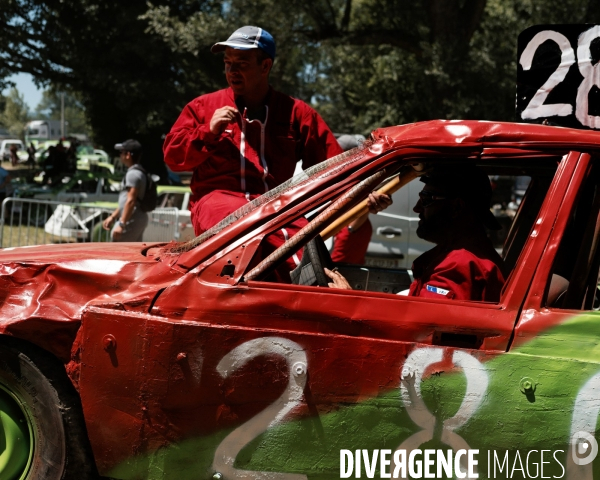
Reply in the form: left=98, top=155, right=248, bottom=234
left=372, top=120, right=600, bottom=151
left=168, top=120, right=600, bottom=260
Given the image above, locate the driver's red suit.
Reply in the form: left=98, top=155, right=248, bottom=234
left=164, top=87, right=342, bottom=234
left=408, top=236, right=506, bottom=302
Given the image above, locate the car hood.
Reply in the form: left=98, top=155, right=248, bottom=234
left=0, top=242, right=181, bottom=358
left=0, top=241, right=154, bottom=264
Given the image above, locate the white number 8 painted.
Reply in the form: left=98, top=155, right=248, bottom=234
left=396, top=347, right=488, bottom=480
left=576, top=25, right=600, bottom=128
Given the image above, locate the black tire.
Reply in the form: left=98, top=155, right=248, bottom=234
left=290, top=236, right=334, bottom=286
left=0, top=337, right=98, bottom=480
left=304, top=237, right=329, bottom=287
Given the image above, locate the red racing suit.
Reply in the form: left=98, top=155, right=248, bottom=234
left=408, top=235, right=506, bottom=302
left=331, top=220, right=373, bottom=265
left=164, top=86, right=342, bottom=234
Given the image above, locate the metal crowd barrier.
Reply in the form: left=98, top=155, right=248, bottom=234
left=0, top=197, right=115, bottom=248
left=0, top=198, right=185, bottom=248
left=142, top=208, right=182, bottom=242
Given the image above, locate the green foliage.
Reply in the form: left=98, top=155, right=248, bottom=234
left=141, top=0, right=600, bottom=135
left=0, top=88, right=29, bottom=139
left=2, top=0, right=600, bottom=159
left=309, top=0, right=600, bottom=133
left=0, top=0, right=215, bottom=177
left=35, top=89, right=92, bottom=138
left=140, top=0, right=323, bottom=100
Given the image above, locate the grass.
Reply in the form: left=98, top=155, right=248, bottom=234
left=0, top=224, right=77, bottom=248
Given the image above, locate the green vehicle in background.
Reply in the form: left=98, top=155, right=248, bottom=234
left=33, top=139, right=113, bottom=172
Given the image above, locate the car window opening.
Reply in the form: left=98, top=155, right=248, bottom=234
left=244, top=167, right=393, bottom=283
left=245, top=157, right=558, bottom=305
left=548, top=160, right=600, bottom=310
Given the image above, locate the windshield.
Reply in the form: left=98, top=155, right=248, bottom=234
left=161, top=140, right=374, bottom=255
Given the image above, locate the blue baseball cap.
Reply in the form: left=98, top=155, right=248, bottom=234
left=211, top=26, right=276, bottom=60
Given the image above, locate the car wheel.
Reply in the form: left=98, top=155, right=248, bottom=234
left=0, top=338, right=97, bottom=480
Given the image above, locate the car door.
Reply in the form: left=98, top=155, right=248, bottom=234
left=511, top=152, right=600, bottom=479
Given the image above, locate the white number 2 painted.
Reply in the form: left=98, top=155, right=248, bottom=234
left=519, top=26, right=600, bottom=128
left=520, top=31, right=575, bottom=120
left=212, top=337, right=308, bottom=480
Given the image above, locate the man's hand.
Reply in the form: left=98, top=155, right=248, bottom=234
left=367, top=191, right=393, bottom=214
left=102, top=215, right=115, bottom=231
left=325, top=268, right=352, bottom=290
left=210, top=106, right=240, bottom=135
left=112, top=224, right=123, bottom=241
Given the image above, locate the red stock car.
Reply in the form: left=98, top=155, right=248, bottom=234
left=3, top=120, right=600, bottom=480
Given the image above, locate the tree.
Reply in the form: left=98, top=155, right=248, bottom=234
left=0, top=88, right=29, bottom=139
left=35, top=89, right=92, bottom=138
left=143, top=0, right=600, bottom=134
left=2, top=0, right=600, bottom=164
left=0, top=0, right=222, bottom=178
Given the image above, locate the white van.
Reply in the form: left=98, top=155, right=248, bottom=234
left=0, top=139, right=25, bottom=162
left=24, top=120, right=62, bottom=146
left=294, top=155, right=430, bottom=269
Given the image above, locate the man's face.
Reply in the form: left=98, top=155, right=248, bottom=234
left=224, top=48, right=271, bottom=97
left=119, top=150, right=133, bottom=167
left=413, top=184, right=455, bottom=243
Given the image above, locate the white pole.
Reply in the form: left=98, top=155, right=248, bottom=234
left=61, top=92, right=65, bottom=138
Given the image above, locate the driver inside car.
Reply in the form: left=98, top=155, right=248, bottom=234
left=326, top=165, right=507, bottom=302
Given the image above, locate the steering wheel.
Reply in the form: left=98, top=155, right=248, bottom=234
left=290, top=235, right=333, bottom=287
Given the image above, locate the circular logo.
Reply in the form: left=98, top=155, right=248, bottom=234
left=571, top=431, right=598, bottom=466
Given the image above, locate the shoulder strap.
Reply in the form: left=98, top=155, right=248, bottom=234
left=131, top=164, right=150, bottom=185
left=131, top=164, right=147, bottom=174
left=129, top=164, right=149, bottom=200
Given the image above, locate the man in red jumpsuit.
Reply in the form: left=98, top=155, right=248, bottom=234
left=163, top=26, right=342, bottom=238
left=326, top=165, right=506, bottom=302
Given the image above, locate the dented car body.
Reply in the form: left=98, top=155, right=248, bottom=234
left=2, top=120, right=600, bottom=479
